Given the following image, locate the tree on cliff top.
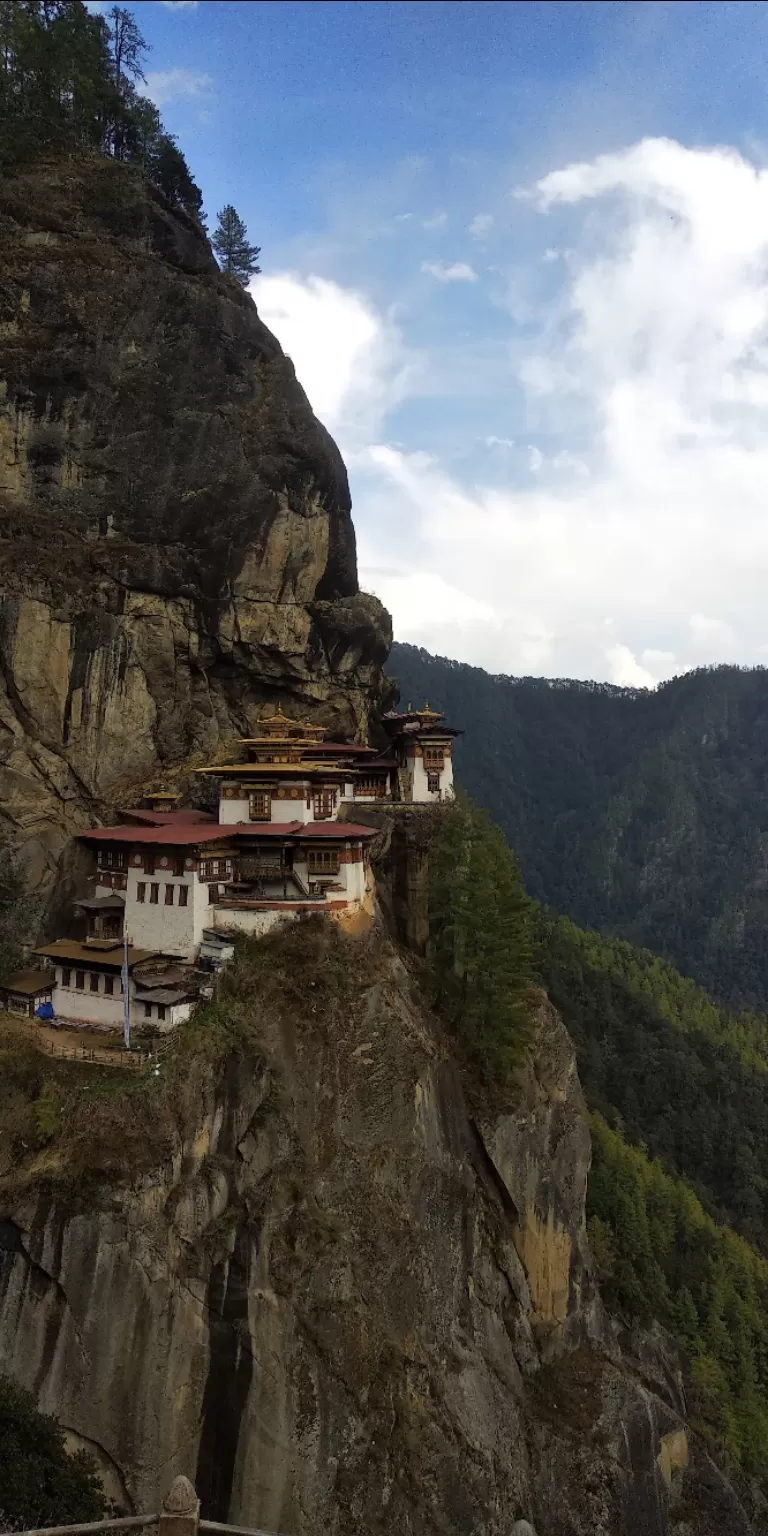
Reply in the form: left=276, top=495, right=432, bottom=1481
left=212, top=204, right=262, bottom=285
left=0, top=1375, right=108, bottom=1529
left=0, top=1, right=204, bottom=222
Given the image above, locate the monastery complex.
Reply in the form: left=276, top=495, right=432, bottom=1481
left=3, top=705, right=459, bottom=1036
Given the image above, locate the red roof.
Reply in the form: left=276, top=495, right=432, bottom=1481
left=81, top=820, right=375, bottom=845
left=120, top=808, right=215, bottom=826
left=81, top=824, right=234, bottom=845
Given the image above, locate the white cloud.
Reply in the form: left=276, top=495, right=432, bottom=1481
left=251, top=273, right=415, bottom=449
left=252, top=138, right=768, bottom=680
left=606, top=645, right=655, bottom=689
left=422, top=212, right=448, bottom=230
left=161, top=2, right=200, bottom=9
left=470, top=213, right=494, bottom=240
left=145, top=67, right=211, bottom=105
left=485, top=435, right=515, bottom=448
left=421, top=260, right=478, bottom=283
left=528, top=446, right=543, bottom=472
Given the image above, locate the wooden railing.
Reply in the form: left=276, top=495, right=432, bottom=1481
left=14, top=1476, right=284, bottom=1536
left=35, top=1037, right=151, bottom=1070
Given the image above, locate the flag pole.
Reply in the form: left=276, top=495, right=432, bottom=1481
left=122, top=927, right=131, bottom=1051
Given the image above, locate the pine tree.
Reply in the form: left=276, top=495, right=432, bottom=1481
left=212, top=204, right=261, bottom=286
left=428, top=795, right=534, bottom=1081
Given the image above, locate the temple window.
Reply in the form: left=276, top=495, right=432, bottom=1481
left=89, top=973, right=99, bottom=993
left=75, top=970, right=85, bottom=990
left=178, top=886, right=189, bottom=908
left=427, top=772, right=441, bottom=793
left=158, top=1004, right=167, bottom=1022
left=307, top=848, right=341, bottom=875
left=424, top=748, right=444, bottom=769
left=356, top=776, right=386, bottom=797
left=249, top=791, right=271, bottom=821
left=104, top=976, right=114, bottom=996
left=208, top=885, right=218, bottom=904
left=62, top=968, right=71, bottom=987
left=165, top=885, right=174, bottom=905
left=144, top=1002, right=152, bottom=1018
left=150, top=883, right=159, bottom=904
left=99, top=846, right=127, bottom=870
left=137, top=882, right=146, bottom=903
left=313, top=790, right=336, bottom=820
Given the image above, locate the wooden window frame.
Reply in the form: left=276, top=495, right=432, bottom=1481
left=165, top=885, right=174, bottom=906
left=427, top=771, right=441, bottom=793
left=137, top=882, right=146, bottom=903
left=150, top=883, right=159, bottom=905
left=75, top=970, right=85, bottom=990
left=104, top=976, right=114, bottom=996
left=249, top=790, right=271, bottom=822
left=178, top=885, right=189, bottom=908
left=89, top=973, right=99, bottom=993
left=62, top=968, right=71, bottom=988
left=307, top=847, right=341, bottom=875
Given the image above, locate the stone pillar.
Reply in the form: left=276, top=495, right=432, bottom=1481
left=159, top=1477, right=200, bottom=1536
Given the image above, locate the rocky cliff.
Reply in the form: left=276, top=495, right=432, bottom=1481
left=0, top=154, right=390, bottom=897
left=0, top=922, right=743, bottom=1536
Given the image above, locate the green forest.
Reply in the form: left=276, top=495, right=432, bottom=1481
left=537, top=906, right=768, bottom=1478
left=389, top=641, right=768, bottom=1011
left=427, top=798, right=768, bottom=1480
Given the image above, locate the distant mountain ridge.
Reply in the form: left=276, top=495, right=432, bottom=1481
left=388, top=642, right=768, bottom=1009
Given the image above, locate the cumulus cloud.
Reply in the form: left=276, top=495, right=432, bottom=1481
left=145, top=67, right=211, bottom=104
left=421, top=260, right=478, bottom=283
left=251, top=273, right=416, bottom=449
left=470, top=213, right=494, bottom=240
left=255, top=137, right=768, bottom=681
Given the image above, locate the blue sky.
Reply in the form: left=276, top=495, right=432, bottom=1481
left=105, top=2, right=768, bottom=683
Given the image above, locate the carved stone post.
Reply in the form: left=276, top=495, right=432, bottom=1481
left=160, top=1477, right=200, bottom=1536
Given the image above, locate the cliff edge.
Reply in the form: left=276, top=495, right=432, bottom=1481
left=0, top=154, right=390, bottom=894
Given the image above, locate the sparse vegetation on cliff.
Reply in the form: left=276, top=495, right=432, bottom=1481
left=0, top=1374, right=108, bottom=1529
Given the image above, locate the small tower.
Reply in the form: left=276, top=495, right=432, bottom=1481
left=381, top=703, right=461, bottom=804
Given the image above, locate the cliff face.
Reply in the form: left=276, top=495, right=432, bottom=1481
left=0, top=923, right=738, bottom=1536
left=0, top=155, right=390, bottom=894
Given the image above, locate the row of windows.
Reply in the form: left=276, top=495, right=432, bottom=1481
left=61, top=969, right=121, bottom=994
left=136, top=883, right=189, bottom=907
left=98, top=850, right=188, bottom=876
left=60, top=971, right=171, bottom=1021
left=142, top=1001, right=168, bottom=1021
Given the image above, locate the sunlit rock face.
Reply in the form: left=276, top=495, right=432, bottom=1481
left=0, top=154, right=391, bottom=897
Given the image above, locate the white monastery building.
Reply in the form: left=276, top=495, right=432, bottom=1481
left=9, top=704, right=460, bottom=1030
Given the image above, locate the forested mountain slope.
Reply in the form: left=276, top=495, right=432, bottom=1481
left=388, top=642, right=768, bottom=1009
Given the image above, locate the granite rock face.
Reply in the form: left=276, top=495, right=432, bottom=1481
left=0, top=155, right=390, bottom=896
left=0, top=929, right=730, bottom=1536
